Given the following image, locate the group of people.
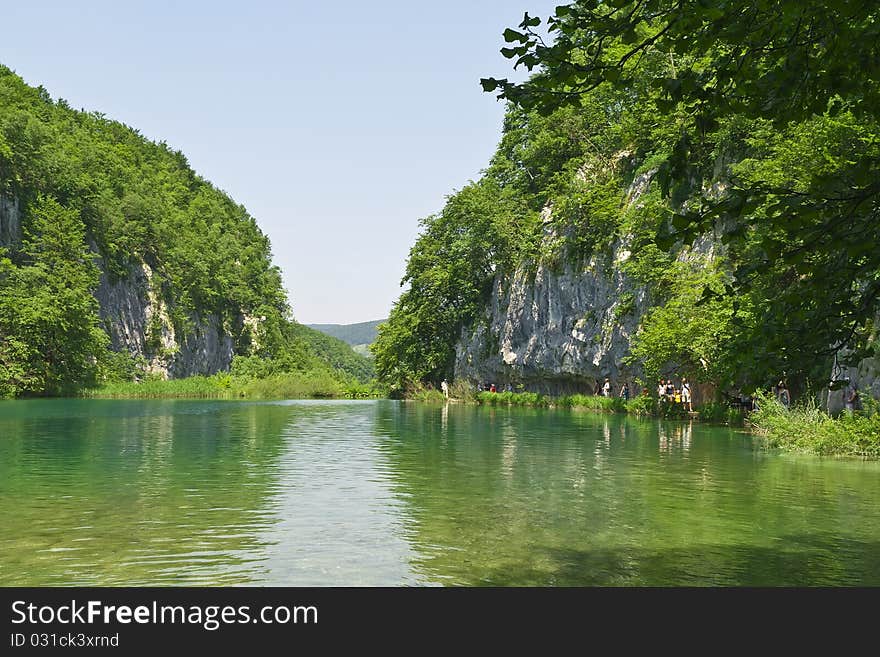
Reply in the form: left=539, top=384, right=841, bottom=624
left=444, top=373, right=866, bottom=416
left=596, top=376, right=692, bottom=411
left=655, top=378, right=693, bottom=411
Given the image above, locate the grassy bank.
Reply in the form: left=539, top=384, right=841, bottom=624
left=475, top=391, right=744, bottom=422
left=411, top=387, right=744, bottom=424
left=750, top=393, right=880, bottom=457
left=82, top=371, right=385, bottom=400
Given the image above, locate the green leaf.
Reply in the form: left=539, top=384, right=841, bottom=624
left=655, top=98, right=675, bottom=113
left=604, top=67, right=621, bottom=82
left=521, top=13, right=541, bottom=28
left=671, top=213, right=690, bottom=229
left=621, top=29, right=638, bottom=44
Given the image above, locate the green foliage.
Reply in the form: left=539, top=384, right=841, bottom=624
left=400, top=5, right=879, bottom=397
left=484, top=1, right=880, bottom=387
left=230, top=322, right=374, bottom=384
left=557, top=393, right=626, bottom=412
left=287, top=323, right=375, bottom=383
left=624, top=395, right=656, bottom=417
left=96, top=350, right=147, bottom=384
left=485, top=2, right=880, bottom=126
left=449, top=379, right=477, bottom=402
left=410, top=387, right=448, bottom=404
left=372, top=180, right=525, bottom=390
left=237, top=371, right=343, bottom=400
left=0, top=195, right=107, bottom=395
left=751, top=391, right=880, bottom=457
left=656, top=398, right=691, bottom=421
left=612, top=291, right=635, bottom=321
left=340, top=380, right=387, bottom=399
left=471, top=391, right=633, bottom=411
left=0, top=65, right=292, bottom=395
left=83, top=375, right=235, bottom=399
left=82, top=369, right=353, bottom=400
left=477, top=391, right=549, bottom=407
left=0, top=335, right=38, bottom=398
left=306, top=320, right=384, bottom=347
left=695, top=402, right=743, bottom=426
left=628, top=257, right=750, bottom=389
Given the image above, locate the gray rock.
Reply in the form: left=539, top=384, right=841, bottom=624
left=3, top=193, right=247, bottom=379
left=0, top=195, right=21, bottom=247
left=96, top=260, right=242, bottom=378
left=454, top=251, right=648, bottom=394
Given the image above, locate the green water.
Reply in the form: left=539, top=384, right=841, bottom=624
left=1, top=399, right=878, bottom=586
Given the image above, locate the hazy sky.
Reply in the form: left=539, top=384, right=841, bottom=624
left=2, top=0, right=561, bottom=324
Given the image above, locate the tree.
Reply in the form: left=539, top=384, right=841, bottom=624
left=0, top=195, right=107, bottom=395
left=483, top=1, right=880, bottom=383
left=483, top=1, right=880, bottom=124
left=372, top=181, right=517, bottom=391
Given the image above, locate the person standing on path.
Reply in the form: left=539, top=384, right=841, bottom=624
left=681, top=377, right=692, bottom=412
left=776, top=380, right=791, bottom=409
left=844, top=380, right=859, bottom=415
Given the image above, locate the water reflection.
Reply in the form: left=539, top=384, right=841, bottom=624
left=658, top=421, right=693, bottom=455
left=0, top=400, right=420, bottom=586
left=247, top=401, right=422, bottom=586
left=2, top=399, right=879, bottom=586
left=0, top=400, right=294, bottom=585
left=374, top=402, right=880, bottom=586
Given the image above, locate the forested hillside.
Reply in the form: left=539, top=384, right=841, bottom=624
left=307, top=320, right=384, bottom=347
left=0, top=64, right=371, bottom=396
left=374, top=0, right=880, bottom=403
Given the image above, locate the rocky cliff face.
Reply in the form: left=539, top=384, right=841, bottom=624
left=95, top=261, right=242, bottom=379
left=454, top=247, right=648, bottom=395
left=454, top=168, right=654, bottom=395
left=826, top=349, right=880, bottom=414
left=0, top=195, right=20, bottom=247
left=452, top=178, right=879, bottom=406
left=3, top=194, right=247, bottom=378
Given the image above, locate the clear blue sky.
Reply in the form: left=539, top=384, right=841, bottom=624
left=3, top=0, right=559, bottom=324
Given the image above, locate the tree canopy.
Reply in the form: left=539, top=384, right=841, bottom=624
left=374, top=1, right=880, bottom=395
left=0, top=64, right=372, bottom=395
left=481, top=0, right=880, bottom=381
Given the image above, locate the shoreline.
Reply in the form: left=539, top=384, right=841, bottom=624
left=6, top=384, right=876, bottom=459
left=407, top=389, right=880, bottom=459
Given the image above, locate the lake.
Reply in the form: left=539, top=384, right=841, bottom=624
left=1, top=399, right=878, bottom=585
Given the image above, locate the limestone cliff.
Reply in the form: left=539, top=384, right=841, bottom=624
left=454, top=172, right=653, bottom=394
left=2, top=194, right=253, bottom=379
left=451, top=181, right=879, bottom=405
left=454, top=248, right=648, bottom=395
left=826, top=350, right=880, bottom=414
left=0, top=195, right=20, bottom=247
left=95, top=261, right=245, bottom=378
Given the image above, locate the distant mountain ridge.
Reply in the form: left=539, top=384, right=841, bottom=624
left=307, top=320, right=385, bottom=347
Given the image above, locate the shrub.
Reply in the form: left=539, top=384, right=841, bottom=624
left=558, top=394, right=626, bottom=412
left=476, top=391, right=549, bottom=406
left=625, top=395, right=656, bottom=416
left=750, top=390, right=880, bottom=457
